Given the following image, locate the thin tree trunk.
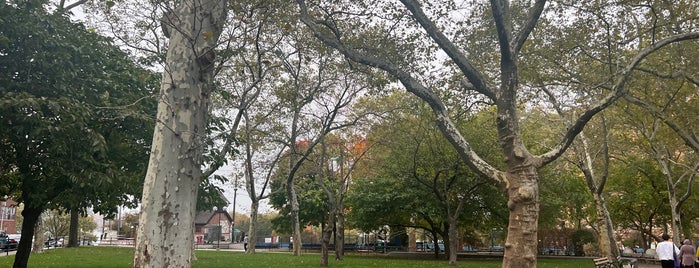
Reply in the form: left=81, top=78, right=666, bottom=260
left=288, top=182, right=302, bottom=256
left=430, top=230, right=440, bottom=259
left=32, top=213, right=45, bottom=254
left=133, top=1, right=227, bottom=267
left=335, top=209, right=345, bottom=260
left=670, top=196, right=681, bottom=243
left=67, top=208, right=79, bottom=247
left=247, top=201, right=260, bottom=253
left=321, top=205, right=335, bottom=266
left=12, top=206, right=42, bottom=268
left=447, top=216, right=458, bottom=265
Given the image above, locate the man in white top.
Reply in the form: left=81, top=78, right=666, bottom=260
left=243, top=235, right=249, bottom=251
left=656, top=233, right=680, bottom=268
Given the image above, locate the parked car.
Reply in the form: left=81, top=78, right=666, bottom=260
left=489, top=245, right=505, bottom=251
left=0, top=232, right=18, bottom=252
left=45, top=238, right=64, bottom=248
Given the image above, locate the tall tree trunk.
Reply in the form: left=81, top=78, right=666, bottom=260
left=67, top=208, right=79, bottom=247
left=288, top=182, right=302, bottom=256
left=657, top=153, right=684, bottom=243
left=593, top=193, right=619, bottom=258
left=670, top=195, right=681, bottom=244
left=335, top=208, right=345, bottom=260
left=320, top=205, right=335, bottom=266
left=32, top=213, right=45, bottom=254
left=577, top=128, right=620, bottom=259
left=501, top=165, right=539, bottom=268
left=247, top=201, right=260, bottom=253
left=447, top=216, right=458, bottom=265
left=12, top=206, right=42, bottom=268
left=133, top=1, right=227, bottom=267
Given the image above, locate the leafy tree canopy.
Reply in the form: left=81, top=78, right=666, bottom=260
left=0, top=1, right=157, bottom=216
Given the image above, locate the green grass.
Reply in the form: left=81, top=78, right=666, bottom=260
left=0, top=247, right=594, bottom=267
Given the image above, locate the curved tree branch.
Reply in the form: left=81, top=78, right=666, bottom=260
left=399, top=0, right=496, bottom=101
left=624, top=95, right=699, bottom=152
left=297, top=0, right=507, bottom=185
left=538, top=31, right=699, bottom=165
left=513, top=0, right=546, bottom=54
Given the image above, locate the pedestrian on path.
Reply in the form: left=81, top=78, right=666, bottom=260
left=678, top=239, right=695, bottom=268
left=656, top=234, right=679, bottom=268
left=243, top=235, right=249, bottom=251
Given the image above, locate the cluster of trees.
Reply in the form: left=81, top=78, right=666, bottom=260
left=2, top=0, right=698, bottom=268
left=0, top=1, right=159, bottom=267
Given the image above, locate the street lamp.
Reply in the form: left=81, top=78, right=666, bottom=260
left=232, top=177, right=238, bottom=243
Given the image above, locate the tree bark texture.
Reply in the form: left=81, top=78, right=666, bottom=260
left=288, top=181, right=302, bottom=256
left=133, top=1, right=227, bottom=267
left=320, top=204, right=335, bottom=266
left=593, top=193, right=619, bottom=258
left=12, top=206, right=42, bottom=268
left=247, top=201, right=260, bottom=253
left=502, top=165, right=539, bottom=268
left=335, top=208, right=345, bottom=260
left=448, top=216, right=458, bottom=265
left=68, top=208, right=79, bottom=247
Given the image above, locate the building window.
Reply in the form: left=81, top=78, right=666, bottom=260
left=0, top=206, right=14, bottom=220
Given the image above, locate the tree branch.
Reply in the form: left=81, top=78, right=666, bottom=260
left=624, top=95, right=699, bottom=152
left=400, top=0, right=495, bottom=100
left=513, top=0, right=546, bottom=54
left=538, top=31, right=699, bottom=165
left=489, top=0, right=514, bottom=64
left=297, top=0, right=506, bottom=184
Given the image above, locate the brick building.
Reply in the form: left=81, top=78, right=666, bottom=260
left=0, top=198, right=18, bottom=234
left=193, top=209, right=233, bottom=245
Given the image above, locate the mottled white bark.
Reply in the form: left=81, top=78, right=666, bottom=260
left=133, top=1, right=227, bottom=267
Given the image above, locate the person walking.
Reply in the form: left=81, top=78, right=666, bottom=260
left=657, top=234, right=680, bottom=268
left=679, top=239, right=696, bottom=268
left=243, top=235, right=249, bottom=251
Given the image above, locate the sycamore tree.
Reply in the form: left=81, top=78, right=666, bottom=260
left=259, top=23, right=374, bottom=259
left=530, top=1, right=699, bottom=254
left=295, top=1, right=699, bottom=266
left=128, top=0, right=228, bottom=267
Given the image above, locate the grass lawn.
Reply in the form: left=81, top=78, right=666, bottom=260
left=0, top=247, right=593, bottom=267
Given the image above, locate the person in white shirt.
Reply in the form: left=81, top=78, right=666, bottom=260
left=656, top=233, right=680, bottom=268
left=243, top=235, right=249, bottom=251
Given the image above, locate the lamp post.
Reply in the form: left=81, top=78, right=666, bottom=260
left=232, top=177, right=238, bottom=242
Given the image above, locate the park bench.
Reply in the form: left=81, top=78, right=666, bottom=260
left=593, top=256, right=638, bottom=268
